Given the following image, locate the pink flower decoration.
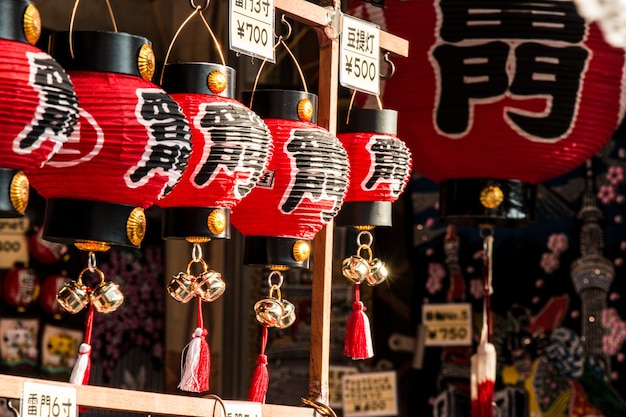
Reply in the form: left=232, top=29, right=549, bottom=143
left=547, top=233, right=569, bottom=254
left=540, top=252, right=560, bottom=273
left=598, top=184, right=616, bottom=204
left=535, top=279, right=544, bottom=288
left=470, top=278, right=484, bottom=299
left=425, top=275, right=443, bottom=294
left=606, top=165, right=624, bottom=185
left=428, top=262, right=446, bottom=280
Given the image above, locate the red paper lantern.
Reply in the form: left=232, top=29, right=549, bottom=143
left=231, top=90, right=350, bottom=268
left=28, top=31, right=192, bottom=248
left=353, top=0, right=626, bottom=225
left=0, top=0, right=78, bottom=217
left=336, top=108, right=412, bottom=227
left=159, top=62, right=273, bottom=240
left=2, top=266, right=39, bottom=310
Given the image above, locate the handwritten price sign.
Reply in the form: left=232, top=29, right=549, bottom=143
left=342, top=371, right=397, bottom=417
left=340, top=15, right=380, bottom=95
left=422, top=303, right=472, bottom=347
left=229, top=0, right=275, bottom=62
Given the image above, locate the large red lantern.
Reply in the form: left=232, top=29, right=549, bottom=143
left=159, top=62, right=273, bottom=240
left=231, top=90, right=350, bottom=269
left=354, top=0, right=626, bottom=226
left=0, top=0, right=78, bottom=217
left=28, top=31, right=192, bottom=249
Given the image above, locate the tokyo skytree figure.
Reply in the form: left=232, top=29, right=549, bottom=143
left=570, top=159, right=614, bottom=372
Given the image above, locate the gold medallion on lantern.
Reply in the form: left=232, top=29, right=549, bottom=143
left=207, top=70, right=227, bottom=95
left=297, top=98, right=313, bottom=122
left=207, top=209, right=226, bottom=236
left=23, top=4, right=41, bottom=45
left=292, top=240, right=311, bottom=262
left=480, top=185, right=504, bottom=209
left=126, top=207, right=146, bottom=246
left=10, top=171, right=29, bottom=214
left=137, top=44, right=156, bottom=81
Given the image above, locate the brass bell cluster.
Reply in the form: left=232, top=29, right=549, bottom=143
left=254, top=271, right=296, bottom=330
left=342, top=230, right=389, bottom=286
left=56, top=251, right=124, bottom=314
left=167, top=243, right=226, bottom=304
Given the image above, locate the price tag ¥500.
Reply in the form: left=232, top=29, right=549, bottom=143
left=340, top=15, right=380, bottom=96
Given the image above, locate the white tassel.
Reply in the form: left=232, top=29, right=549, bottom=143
left=178, top=327, right=209, bottom=392
left=69, top=343, right=91, bottom=385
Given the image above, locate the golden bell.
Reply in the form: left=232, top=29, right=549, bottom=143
left=341, top=256, right=370, bottom=284
left=365, top=258, right=389, bottom=286
left=167, top=272, right=196, bottom=303
left=276, top=299, right=297, bottom=329
left=91, top=281, right=124, bottom=314
left=56, top=281, right=89, bottom=314
left=254, top=298, right=285, bottom=327
left=194, top=270, right=226, bottom=302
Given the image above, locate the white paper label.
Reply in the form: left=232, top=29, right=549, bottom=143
left=0, top=218, right=29, bottom=269
left=220, top=400, right=262, bottom=417
left=229, top=0, right=275, bottom=62
left=21, top=381, right=77, bottom=417
left=342, top=371, right=398, bottom=417
left=329, top=365, right=359, bottom=407
left=422, top=303, right=472, bottom=346
left=340, top=15, right=380, bottom=95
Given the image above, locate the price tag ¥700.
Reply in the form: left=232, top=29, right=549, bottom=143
left=229, top=0, right=275, bottom=62
left=21, top=381, right=77, bottom=417
left=340, top=15, right=380, bottom=96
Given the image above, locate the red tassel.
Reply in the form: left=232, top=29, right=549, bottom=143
left=248, top=325, right=269, bottom=403
left=343, top=286, right=374, bottom=360
left=70, top=304, right=94, bottom=385
left=178, top=327, right=210, bottom=392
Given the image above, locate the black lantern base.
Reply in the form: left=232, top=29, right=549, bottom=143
left=161, top=207, right=230, bottom=240
left=43, top=198, right=145, bottom=248
left=0, top=168, right=28, bottom=218
left=243, top=236, right=311, bottom=269
left=439, top=178, right=536, bottom=227
left=335, top=201, right=392, bottom=227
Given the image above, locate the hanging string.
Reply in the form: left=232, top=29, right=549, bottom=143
left=159, top=0, right=225, bottom=85
left=69, top=0, right=118, bottom=59
left=249, top=15, right=308, bottom=109
left=482, top=229, right=494, bottom=344
left=345, top=89, right=384, bottom=125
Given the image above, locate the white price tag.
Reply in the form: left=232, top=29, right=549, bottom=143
left=229, top=0, right=275, bottom=62
left=422, top=303, right=472, bottom=347
left=0, top=218, right=29, bottom=268
left=340, top=15, right=380, bottom=95
left=342, top=371, right=397, bottom=417
left=21, top=381, right=77, bottom=417
left=221, top=400, right=262, bottom=417
left=329, top=365, right=358, bottom=407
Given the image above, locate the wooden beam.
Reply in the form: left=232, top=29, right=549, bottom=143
left=275, top=0, right=409, bottom=57
left=0, top=374, right=314, bottom=417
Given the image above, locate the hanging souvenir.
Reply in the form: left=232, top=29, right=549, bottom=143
left=232, top=17, right=350, bottom=269
left=157, top=0, right=271, bottom=393
left=0, top=0, right=79, bottom=217
left=2, top=265, right=39, bottom=312
left=336, top=88, right=412, bottom=359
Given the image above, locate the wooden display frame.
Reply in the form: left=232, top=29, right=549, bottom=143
left=0, top=0, right=408, bottom=414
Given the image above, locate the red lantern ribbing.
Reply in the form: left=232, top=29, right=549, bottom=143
left=231, top=89, right=350, bottom=269
left=0, top=0, right=78, bottom=217
left=159, top=62, right=273, bottom=240
left=28, top=31, right=192, bottom=249
left=360, top=0, right=626, bottom=226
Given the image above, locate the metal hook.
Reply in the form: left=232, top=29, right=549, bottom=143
left=274, top=14, right=292, bottom=42
left=7, top=400, right=20, bottom=417
left=188, top=0, right=210, bottom=11
left=380, top=51, right=396, bottom=80
left=301, top=398, right=337, bottom=417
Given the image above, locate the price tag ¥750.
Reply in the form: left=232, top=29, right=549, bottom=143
left=229, top=0, right=275, bottom=62
left=21, top=381, right=77, bottom=417
left=340, top=15, right=380, bottom=96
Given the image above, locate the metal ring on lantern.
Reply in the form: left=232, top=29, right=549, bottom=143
left=68, top=0, right=118, bottom=59
left=160, top=0, right=224, bottom=85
